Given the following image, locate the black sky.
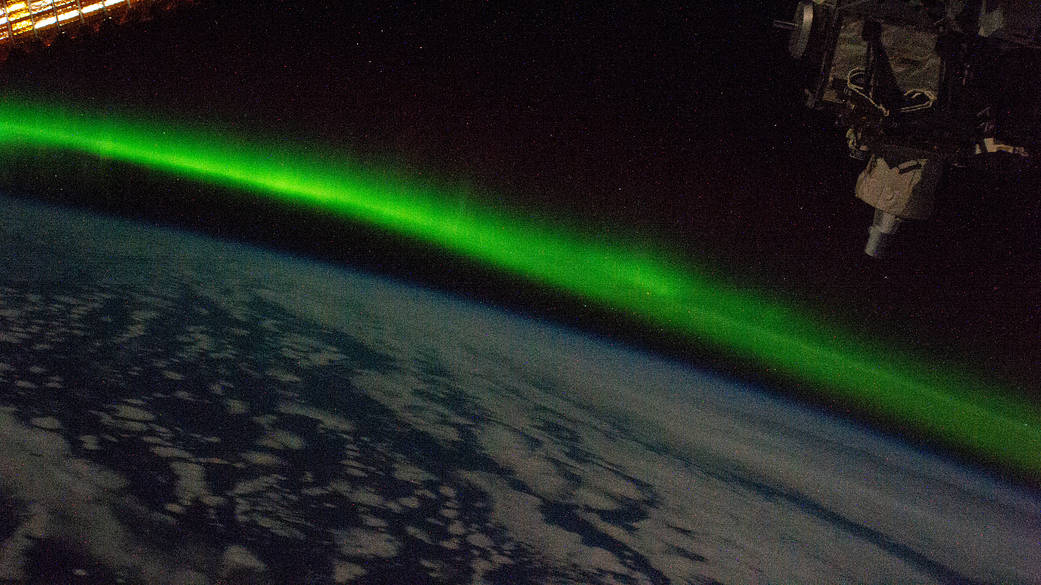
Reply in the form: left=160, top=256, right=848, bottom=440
left=0, top=0, right=1037, bottom=400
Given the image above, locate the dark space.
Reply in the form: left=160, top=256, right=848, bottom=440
left=0, top=0, right=1037, bottom=403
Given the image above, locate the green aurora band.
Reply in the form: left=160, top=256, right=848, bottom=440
left=0, top=96, right=1038, bottom=479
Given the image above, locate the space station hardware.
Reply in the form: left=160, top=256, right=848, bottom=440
left=775, top=0, right=1041, bottom=257
left=0, top=0, right=190, bottom=58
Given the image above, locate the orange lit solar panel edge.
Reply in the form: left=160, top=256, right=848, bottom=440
left=0, top=0, right=188, bottom=52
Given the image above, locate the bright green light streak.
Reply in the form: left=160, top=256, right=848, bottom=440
left=0, top=96, right=1038, bottom=479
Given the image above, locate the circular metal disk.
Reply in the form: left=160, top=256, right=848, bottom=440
left=788, top=1, right=815, bottom=58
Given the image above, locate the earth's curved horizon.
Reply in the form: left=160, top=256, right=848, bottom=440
left=1, top=196, right=1038, bottom=584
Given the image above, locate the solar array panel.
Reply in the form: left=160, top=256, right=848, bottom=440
left=0, top=0, right=188, bottom=51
